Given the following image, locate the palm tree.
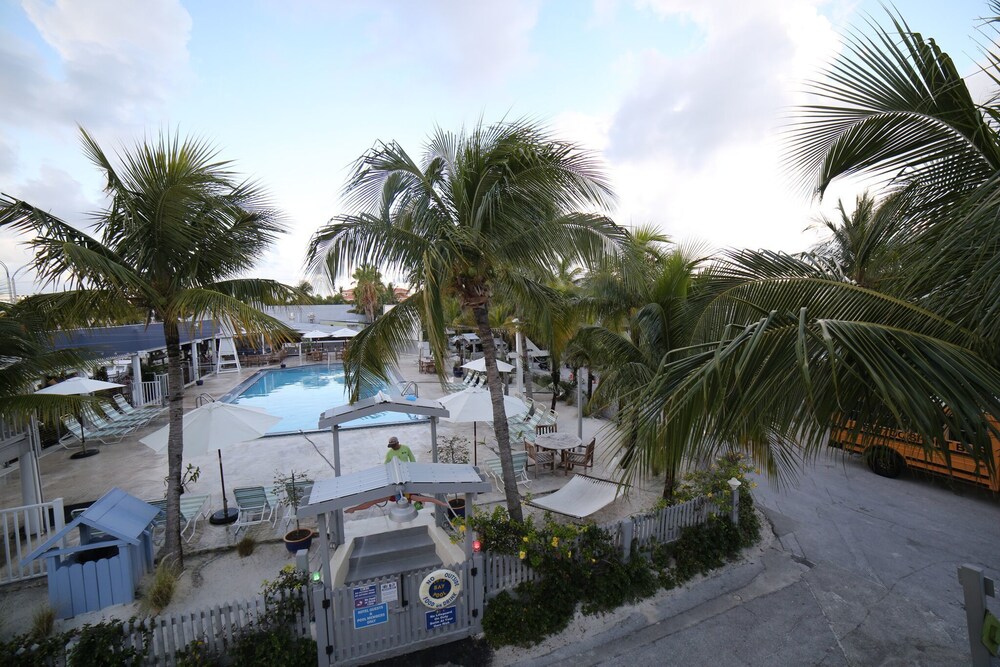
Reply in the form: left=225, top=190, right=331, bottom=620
left=571, top=248, right=702, bottom=498
left=606, top=7, right=1000, bottom=485
left=351, top=264, right=384, bottom=322
left=308, top=120, right=623, bottom=521
left=0, top=299, right=96, bottom=426
left=0, top=129, right=297, bottom=567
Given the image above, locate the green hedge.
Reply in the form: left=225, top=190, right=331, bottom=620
left=475, top=458, right=762, bottom=648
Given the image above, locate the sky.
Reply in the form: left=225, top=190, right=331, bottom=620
left=0, top=0, right=992, bottom=296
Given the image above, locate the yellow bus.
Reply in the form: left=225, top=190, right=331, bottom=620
left=828, top=418, right=1000, bottom=492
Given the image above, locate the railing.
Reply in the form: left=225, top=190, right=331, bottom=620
left=140, top=374, right=169, bottom=407
left=0, top=498, right=65, bottom=585
left=399, top=381, right=419, bottom=397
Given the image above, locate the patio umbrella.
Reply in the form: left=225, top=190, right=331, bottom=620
left=330, top=327, right=359, bottom=338
left=461, top=357, right=514, bottom=373
left=300, top=330, right=331, bottom=339
left=140, top=401, right=281, bottom=524
left=36, top=377, right=125, bottom=459
left=439, top=388, right=528, bottom=465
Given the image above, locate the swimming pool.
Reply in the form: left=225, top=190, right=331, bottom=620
left=223, top=365, right=423, bottom=434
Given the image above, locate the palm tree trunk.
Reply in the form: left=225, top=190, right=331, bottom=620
left=473, top=304, right=524, bottom=522
left=162, top=318, right=186, bottom=568
left=550, top=362, right=560, bottom=412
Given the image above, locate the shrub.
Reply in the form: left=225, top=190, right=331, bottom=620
left=145, top=560, right=179, bottom=612
left=236, top=534, right=257, bottom=557
left=30, top=604, right=55, bottom=639
left=478, top=454, right=762, bottom=648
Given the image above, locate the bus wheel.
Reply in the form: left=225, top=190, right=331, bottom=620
left=865, top=447, right=905, bottom=478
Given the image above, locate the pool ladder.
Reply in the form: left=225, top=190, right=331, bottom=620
left=195, top=393, right=216, bottom=406
left=399, top=381, right=418, bottom=397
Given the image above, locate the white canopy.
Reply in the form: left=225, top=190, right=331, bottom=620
left=139, top=401, right=281, bottom=455
left=301, top=330, right=332, bottom=339
left=330, top=328, right=359, bottom=338
left=35, top=377, right=124, bottom=395
left=439, top=388, right=527, bottom=423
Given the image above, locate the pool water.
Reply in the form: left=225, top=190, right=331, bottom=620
left=224, top=365, right=423, bottom=434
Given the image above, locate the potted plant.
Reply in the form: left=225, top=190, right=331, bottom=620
left=439, top=436, right=470, bottom=517
left=274, top=469, right=314, bottom=553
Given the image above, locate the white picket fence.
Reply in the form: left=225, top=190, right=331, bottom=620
left=482, top=494, right=725, bottom=594
left=126, top=588, right=311, bottom=664
left=0, top=498, right=65, bottom=584
left=139, top=374, right=168, bottom=407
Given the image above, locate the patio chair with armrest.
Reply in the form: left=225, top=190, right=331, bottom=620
left=97, top=400, right=148, bottom=427
left=59, top=416, right=127, bottom=448
left=146, top=494, right=210, bottom=543
left=233, top=486, right=279, bottom=535
left=483, top=451, right=532, bottom=492
left=113, top=394, right=162, bottom=421
left=565, top=437, right=596, bottom=474
left=524, top=440, right=555, bottom=474
left=81, top=406, right=136, bottom=435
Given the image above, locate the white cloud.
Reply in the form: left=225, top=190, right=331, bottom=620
left=1, top=0, right=192, bottom=130
left=589, top=0, right=844, bottom=253
left=363, top=0, right=540, bottom=90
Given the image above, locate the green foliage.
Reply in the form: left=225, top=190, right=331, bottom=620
left=228, top=565, right=315, bottom=666
left=478, top=456, right=761, bottom=648
left=144, top=560, right=179, bottom=612
left=660, top=452, right=758, bottom=514
left=0, top=618, right=151, bottom=666
left=173, top=639, right=219, bottom=666
left=29, top=605, right=55, bottom=639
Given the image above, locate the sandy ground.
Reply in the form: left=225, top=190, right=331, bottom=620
left=0, top=352, right=664, bottom=642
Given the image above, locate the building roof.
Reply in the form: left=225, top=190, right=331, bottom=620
left=53, top=320, right=222, bottom=357
left=21, top=488, right=160, bottom=563
left=318, top=391, right=449, bottom=428
left=298, top=460, right=492, bottom=517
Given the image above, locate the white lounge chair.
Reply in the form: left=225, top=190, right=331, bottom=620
left=233, top=486, right=279, bottom=535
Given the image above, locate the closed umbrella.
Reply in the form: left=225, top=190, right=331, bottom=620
left=461, top=357, right=514, bottom=373
left=36, top=377, right=125, bottom=459
left=140, top=401, right=281, bottom=524
left=439, top=388, right=528, bottom=465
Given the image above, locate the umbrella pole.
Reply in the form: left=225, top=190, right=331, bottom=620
left=473, top=422, right=477, bottom=466
left=69, top=412, right=99, bottom=460
left=209, top=448, right=239, bottom=525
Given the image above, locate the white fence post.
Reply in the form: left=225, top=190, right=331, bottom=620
left=621, top=520, right=634, bottom=560
left=727, top=477, right=742, bottom=525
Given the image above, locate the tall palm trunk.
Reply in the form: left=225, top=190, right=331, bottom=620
left=550, top=363, right=560, bottom=411
left=162, top=318, right=185, bottom=568
left=473, top=304, right=524, bottom=522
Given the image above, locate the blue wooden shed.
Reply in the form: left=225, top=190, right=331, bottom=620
left=21, top=488, right=159, bottom=619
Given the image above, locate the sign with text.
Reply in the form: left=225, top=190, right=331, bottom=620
left=353, top=585, right=377, bottom=609
left=354, top=603, right=389, bottom=629
left=425, top=606, right=457, bottom=631
left=380, top=581, right=398, bottom=604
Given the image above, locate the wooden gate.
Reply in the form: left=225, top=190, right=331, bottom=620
left=313, top=554, right=484, bottom=666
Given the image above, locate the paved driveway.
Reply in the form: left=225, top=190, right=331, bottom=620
left=511, top=450, right=1000, bottom=667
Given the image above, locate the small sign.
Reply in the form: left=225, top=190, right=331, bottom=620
left=353, top=585, right=377, bottom=609
left=425, top=606, right=457, bottom=630
left=354, top=603, right=389, bottom=629
left=380, top=581, right=398, bottom=604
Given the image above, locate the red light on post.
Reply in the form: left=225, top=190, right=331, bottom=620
left=472, top=539, right=482, bottom=552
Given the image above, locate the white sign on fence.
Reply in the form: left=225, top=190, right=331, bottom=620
left=380, top=581, right=398, bottom=603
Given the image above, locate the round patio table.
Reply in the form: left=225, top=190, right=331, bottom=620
left=535, top=432, right=582, bottom=473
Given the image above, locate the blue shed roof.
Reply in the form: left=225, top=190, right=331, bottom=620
left=21, top=488, right=160, bottom=564
left=52, top=320, right=222, bottom=357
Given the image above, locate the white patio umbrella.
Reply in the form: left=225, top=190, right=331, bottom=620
left=439, top=388, right=528, bottom=465
left=36, top=377, right=125, bottom=459
left=461, top=357, right=514, bottom=373
left=330, top=327, right=359, bottom=338
left=300, top=330, right=331, bottom=339
left=140, top=401, right=281, bottom=524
